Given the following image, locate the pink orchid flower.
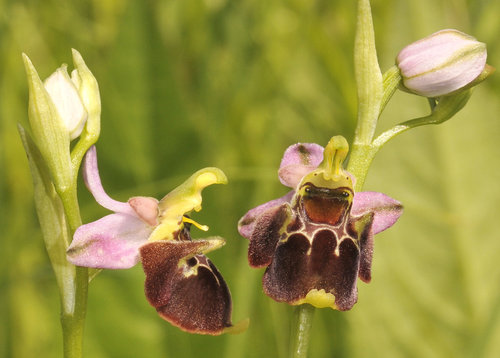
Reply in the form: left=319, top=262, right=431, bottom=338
left=238, top=136, right=403, bottom=311
left=67, top=146, right=245, bottom=335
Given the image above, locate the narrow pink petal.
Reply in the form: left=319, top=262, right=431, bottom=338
left=351, top=191, right=403, bottom=235
left=83, top=146, right=136, bottom=215
left=238, top=191, right=294, bottom=239
left=67, top=213, right=152, bottom=269
left=278, top=143, right=324, bottom=188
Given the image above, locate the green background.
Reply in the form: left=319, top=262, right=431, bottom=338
left=1, top=0, right=500, bottom=357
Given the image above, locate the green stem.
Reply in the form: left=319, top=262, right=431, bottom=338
left=57, top=106, right=101, bottom=357
left=348, top=111, right=452, bottom=189
left=287, top=0, right=385, bottom=356
left=370, top=89, right=473, bottom=156
left=348, top=74, right=470, bottom=186
left=290, top=305, right=315, bottom=358
left=58, top=185, right=88, bottom=358
left=70, top=131, right=99, bottom=171
left=59, top=186, right=82, bottom=232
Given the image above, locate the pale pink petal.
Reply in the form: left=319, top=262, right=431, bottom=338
left=278, top=143, right=324, bottom=188
left=351, top=191, right=403, bottom=235
left=238, top=191, right=294, bottom=239
left=67, top=213, right=153, bottom=269
left=83, top=146, right=136, bottom=215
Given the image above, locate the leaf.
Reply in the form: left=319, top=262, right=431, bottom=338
left=18, top=124, right=76, bottom=315
left=353, top=0, right=383, bottom=143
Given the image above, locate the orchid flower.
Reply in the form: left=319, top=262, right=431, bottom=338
left=67, top=146, right=245, bottom=335
left=238, top=136, right=403, bottom=311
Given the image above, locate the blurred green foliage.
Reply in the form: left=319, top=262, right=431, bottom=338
left=1, top=0, right=500, bottom=357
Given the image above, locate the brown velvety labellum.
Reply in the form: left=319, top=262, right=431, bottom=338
left=140, top=241, right=233, bottom=335
left=324, top=239, right=359, bottom=310
left=263, top=228, right=361, bottom=311
left=263, top=233, right=311, bottom=303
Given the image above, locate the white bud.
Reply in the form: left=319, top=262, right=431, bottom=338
left=44, top=65, right=88, bottom=140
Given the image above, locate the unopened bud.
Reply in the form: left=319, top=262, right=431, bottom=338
left=396, top=29, right=488, bottom=97
left=44, top=65, right=88, bottom=140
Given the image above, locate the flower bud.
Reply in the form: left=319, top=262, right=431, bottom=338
left=23, top=51, right=101, bottom=191
left=396, top=29, right=487, bottom=97
left=23, top=54, right=72, bottom=191
left=44, top=65, right=87, bottom=140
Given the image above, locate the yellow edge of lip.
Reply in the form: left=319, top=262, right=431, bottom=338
left=292, top=289, right=337, bottom=310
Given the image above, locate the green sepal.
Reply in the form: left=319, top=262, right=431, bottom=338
left=428, top=90, right=473, bottom=123
left=372, top=89, right=473, bottom=150
left=380, top=65, right=402, bottom=114
left=70, top=49, right=101, bottom=174
left=22, top=54, right=72, bottom=193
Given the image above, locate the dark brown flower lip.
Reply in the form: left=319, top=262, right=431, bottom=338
left=140, top=239, right=234, bottom=335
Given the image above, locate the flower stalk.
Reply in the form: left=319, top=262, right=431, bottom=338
left=290, top=305, right=315, bottom=358
left=19, top=125, right=88, bottom=358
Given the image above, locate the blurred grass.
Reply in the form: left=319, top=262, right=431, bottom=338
left=1, top=0, right=499, bottom=357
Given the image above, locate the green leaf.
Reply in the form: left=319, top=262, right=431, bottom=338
left=18, top=124, right=76, bottom=315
